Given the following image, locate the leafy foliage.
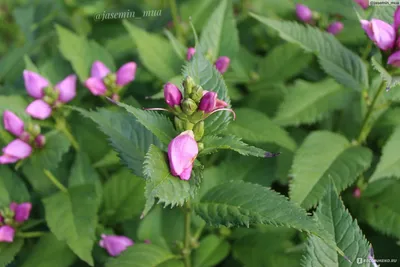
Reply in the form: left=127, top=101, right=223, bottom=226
left=193, top=235, right=230, bottom=267
left=199, top=135, right=266, bottom=157
left=0, top=166, right=30, bottom=206
left=290, top=131, right=372, bottom=209
left=0, top=238, right=24, bottom=267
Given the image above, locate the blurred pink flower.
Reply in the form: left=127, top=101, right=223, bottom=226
left=99, top=234, right=134, bottom=256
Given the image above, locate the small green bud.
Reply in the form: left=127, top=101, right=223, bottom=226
left=191, top=85, right=204, bottom=103
left=183, top=76, right=195, bottom=96
left=174, top=117, right=186, bottom=132
left=3, top=208, right=14, bottom=218
left=197, top=142, right=204, bottom=151
left=182, top=99, right=198, bottom=116
left=104, top=73, right=116, bottom=87
left=43, top=95, right=53, bottom=104
left=4, top=218, right=13, bottom=225
left=31, top=124, right=41, bottom=136
left=191, top=111, right=205, bottom=122
left=185, top=120, right=194, bottom=130
left=219, top=226, right=231, bottom=237
left=193, top=121, right=204, bottom=141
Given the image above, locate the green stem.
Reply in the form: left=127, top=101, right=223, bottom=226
left=169, top=0, right=184, bottom=44
left=16, top=231, right=46, bottom=238
left=55, top=117, right=80, bottom=151
left=357, top=81, right=386, bottom=144
left=44, top=169, right=68, bottom=193
left=362, top=42, right=373, bottom=61
left=183, top=201, right=192, bottom=267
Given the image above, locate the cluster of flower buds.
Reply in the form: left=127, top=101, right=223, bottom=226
left=186, top=48, right=231, bottom=74
left=295, top=4, right=344, bottom=35
left=0, top=202, right=32, bottom=242
left=85, top=61, right=137, bottom=101
left=361, top=7, right=400, bottom=67
left=0, top=111, right=45, bottom=164
left=99, top=234, right=134, bottom=256
left=24, top=71, right=77, bottom=120
left=147, top=76, right=235, bottom=181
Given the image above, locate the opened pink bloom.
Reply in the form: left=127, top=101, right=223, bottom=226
left=85, top=61, right=137, bottom=96
left=0, top=226, right=15, bottom=243
left=361, top=19, right=395, bottom=51
left=168, top=130, right=198, bottom=180
left=24, top=70, right=77, bottom=120
left=99, top=234, right=134, bottom=256
left=215, top=56, right=230, bottom=74
left=3, top=111, right=24, bottom=137
left=187, top=47, right=196, bottom=61
left=10, top=202, right=32, bottom=223
left=0, top=139, right=32, bottom=164
left=164, top=83, right=182, bottom=107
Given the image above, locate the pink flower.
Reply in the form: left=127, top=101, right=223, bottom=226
left=23, top=71, right=49, bottom=99
left=353, top=187, right=361, bottom=198
left=0, top=226, right=15, bottom=243
left=327, top=22, right=344, bottom=35
left=354, top=0, right=369, bottom=9
left=187, top=47, right=196, bottom=61
left=164, top=83, right=182, bottom=107
left=0, top=139, right=32, bottom=164
left=3, top=111, right=24, bottom=137
left=34, top=135, right=46, bottom=148
left=388, top=50, right=400, bottom=67
left=99, top=234, right=134, bottom=256
left=361, top=19, right=396, bottom=51
left=168, top=130, right=198, bottom=180
left=215, top=56, right=230, bottom=74
left=296, top=4, right=312, bottom=22
left=199, top=91, right=228, bottom=113
left=56, top=75, right=77, bottom=103
left=10, top=202, right=32, bottom=223
left=85, top=61, right=137, bottom=96
left=25, top=100, right=52, bottom=120
left=394, top=6, right=400, bottom=32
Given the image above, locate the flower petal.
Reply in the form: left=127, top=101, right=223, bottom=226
left=3, top=139, right=32, bottom=159
left=91, top=61, right=111, bottom=79
left=215, top=56, right=230, bottom=74
left=180, top=164, right=193, bottom=180
left=388, top=50, right=400, bottom=67
left=11, top=202, right=32, bottom=222
left=85, top=77, right=108, bottom=96
left=3, top=111, right=24, bottom=137
left=0, top=226, right=15, bottom=242
left=100, top=235, right=134, bottom=257
left=116, top=62, right=137, bottom=86
left=26, top=100, right=52, bottom=120
left=371, top=19, right=395, bottom=51
left=56, top=75, right=77, bottom=103
left=168, top=130, right=198, bottom=179
left=23, top=70, right=49, bottom=99
left=0, top=154, right=19, bottom=164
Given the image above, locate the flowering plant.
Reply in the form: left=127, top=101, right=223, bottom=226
left=0, top=1, right=399, bottom=267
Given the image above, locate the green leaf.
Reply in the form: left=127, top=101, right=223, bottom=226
left=290, top=131, right=372, bottom=209
left=183, top=46, right=232, bottom=135
left=359, top=179, right=400, bottom=239
left=0, top=166, right=30, bottom=206
left=164, top=29, right=186, bottom=60
left=258, top=43, right=313, bottom=84
left=374, top=6, right=396, bottom=23
left=274, top=79, right=351, bottom=126
left=228, top=108, right=297, bottom=151
left=199, top=135, right=267, bottom=157
left=251, top=15, right=368, bottom=91
left=20, top=233, right=76, bottom=267
left=370, top=126, right=400, bottom=182
left=74, top=108, right=161, bottom=177
left=123, top=20, right=183, bottom=82
left=114, top=102, right=178, bottom=145
left=13, top=6, right=35, bottom=42
left=0, top=238, right=24, bottom=267
left=294, top=0, right=363, bottom=19
left=142, top=145, right=202, bottom=217
left=193, top=235, right=230, bottom=267
left=371, top=56, right=400, bottom=93
left=302, top=183, right=370, bottom=267
left=199, top=0, right=239, bottom=61
left=43, top=185, right=98, bottom=266
left=105, top=244, right=177, bottom=267
left=24, top=55, right=39, bottom=73
left=56, top=25, right=115, bottom=82
left=102, top=168, right=145, bottom=224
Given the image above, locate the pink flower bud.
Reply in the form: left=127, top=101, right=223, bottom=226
left=116, top=62, right=137, bottom=86
left=187, top=47, right=196, bottom=61
left=327, top=22, right=344, bottom=35
left=168, top=130, right=198, bottom=180
left=56, top=75, right=77, bottom=103
left=23, top=70, right=49, bottom=99
left=9, top=202, right=32, bottom=223
left=296, top=4, right=312, bottom=22
left=388, top=50, right=400, bottom=67
left=0, top=139, right=32, bottom=164
left=85, top=77, right=108, bottom=96
left=164, top=83, right=182, bottom=107
left=199, top=91, right=217, bottom=113
left=91, top=61, right=111, bottom=79
left=353, top=187, right=361, bottom=198
left=3, top=111, right=24, bottom=137
left=19, top=132, right=31, bottom=143
left=99, top=234, right=134, bottom=257
left=0, top=225, right=15, bottom=242
left=354, top=0, right=368, bottom=9
left=215, top=56, right=230, bottom=74
left=26, top=99, right=52, bottom=120
left=35, top=135, right=46, bottom=148
left=394, top=6, right=400, bottom=32
left=361, top=19, right=395, bottom=51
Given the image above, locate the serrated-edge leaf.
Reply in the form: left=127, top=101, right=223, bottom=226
left=0, top=238, right=24, bottom=267
left=371, top=56, right=400, bottom=91
left=199, top=135, right=266, bottom=157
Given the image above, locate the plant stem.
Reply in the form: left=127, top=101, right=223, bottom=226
left=16, top=231, right=46, bottom=238
left=357, top=81, right=386, bottom=144
left=44, top=169, right=68, bottom=193
left=362, top=42, right=373, bottom=61
left=55, top=117, right=80, bottom=151
left=169, top=0, right=184, bottom=44
left=183, top=201, right=192, bottom=267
